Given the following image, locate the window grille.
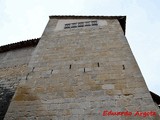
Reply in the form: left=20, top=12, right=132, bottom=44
left=78, top=22, right=84, bottom=27
left=64, top=24, right=70, bottom=29
left=71, top=23, right=77, bottom=28
left=91, top=21, right=98, bottom=26
left=85, top=21, right=91, bottom=26
left=64, top=21, right=98, bottom=29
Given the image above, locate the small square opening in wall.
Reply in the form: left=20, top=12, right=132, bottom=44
left=78, top=22, right=84, bottom=27
left=71, top=23, right=77, bottom=28
left=91, top=21, right=98, bottom=26
left=69, top=64, right=72, bottom=69
left=64, top=24, right=70, bottom=29
left=85, top=21, right=91, bottom=26
left=97, top=62, right=100, bottom=67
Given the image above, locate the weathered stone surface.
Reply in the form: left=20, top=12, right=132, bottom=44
left=0, top=47, right=36, bottom=119
left=1, top=16, right=159, bottom=120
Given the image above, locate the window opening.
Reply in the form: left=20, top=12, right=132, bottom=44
left=64, top=24, right=70, bottom=29
left=78, top=22, right=84, bottom=27
left=85, top=21, right=91, bottom=26
left=64, top=21, right=98, bottom=29
left=71, top=23, right=77, bottom=28
left=91, top=21, right=98, bottom=26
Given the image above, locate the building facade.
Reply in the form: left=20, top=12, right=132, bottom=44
left=0, top=16, right=160, bottom=120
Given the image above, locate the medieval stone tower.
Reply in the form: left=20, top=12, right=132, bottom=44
left=0, top=16, right=160, bottom=120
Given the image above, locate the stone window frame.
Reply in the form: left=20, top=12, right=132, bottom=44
left=64, top=20, right=98, bottom=29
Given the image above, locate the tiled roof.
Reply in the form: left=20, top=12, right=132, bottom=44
left=0, top=38, right=40, bottom=53
left=150, top=91, right=160, bottom=105
left=49, top=15, right=126, bottom=34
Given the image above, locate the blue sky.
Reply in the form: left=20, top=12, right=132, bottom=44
left=0, top=0, right=160, bottom=95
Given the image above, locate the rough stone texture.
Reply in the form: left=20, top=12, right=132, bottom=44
left=2, top=17, right=160, bottom=120
left=0, top=47, right=35, bottom=119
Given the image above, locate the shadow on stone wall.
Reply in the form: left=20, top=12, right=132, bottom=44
left=0, top=87, right=14, bottom=120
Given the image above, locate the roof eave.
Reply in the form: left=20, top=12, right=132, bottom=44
left=0, top=38, right=40, bottom=53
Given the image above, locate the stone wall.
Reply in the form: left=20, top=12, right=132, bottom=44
left=4, top=17, right=160, bottom=120
left=0, top=47, right=35, bottom=119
